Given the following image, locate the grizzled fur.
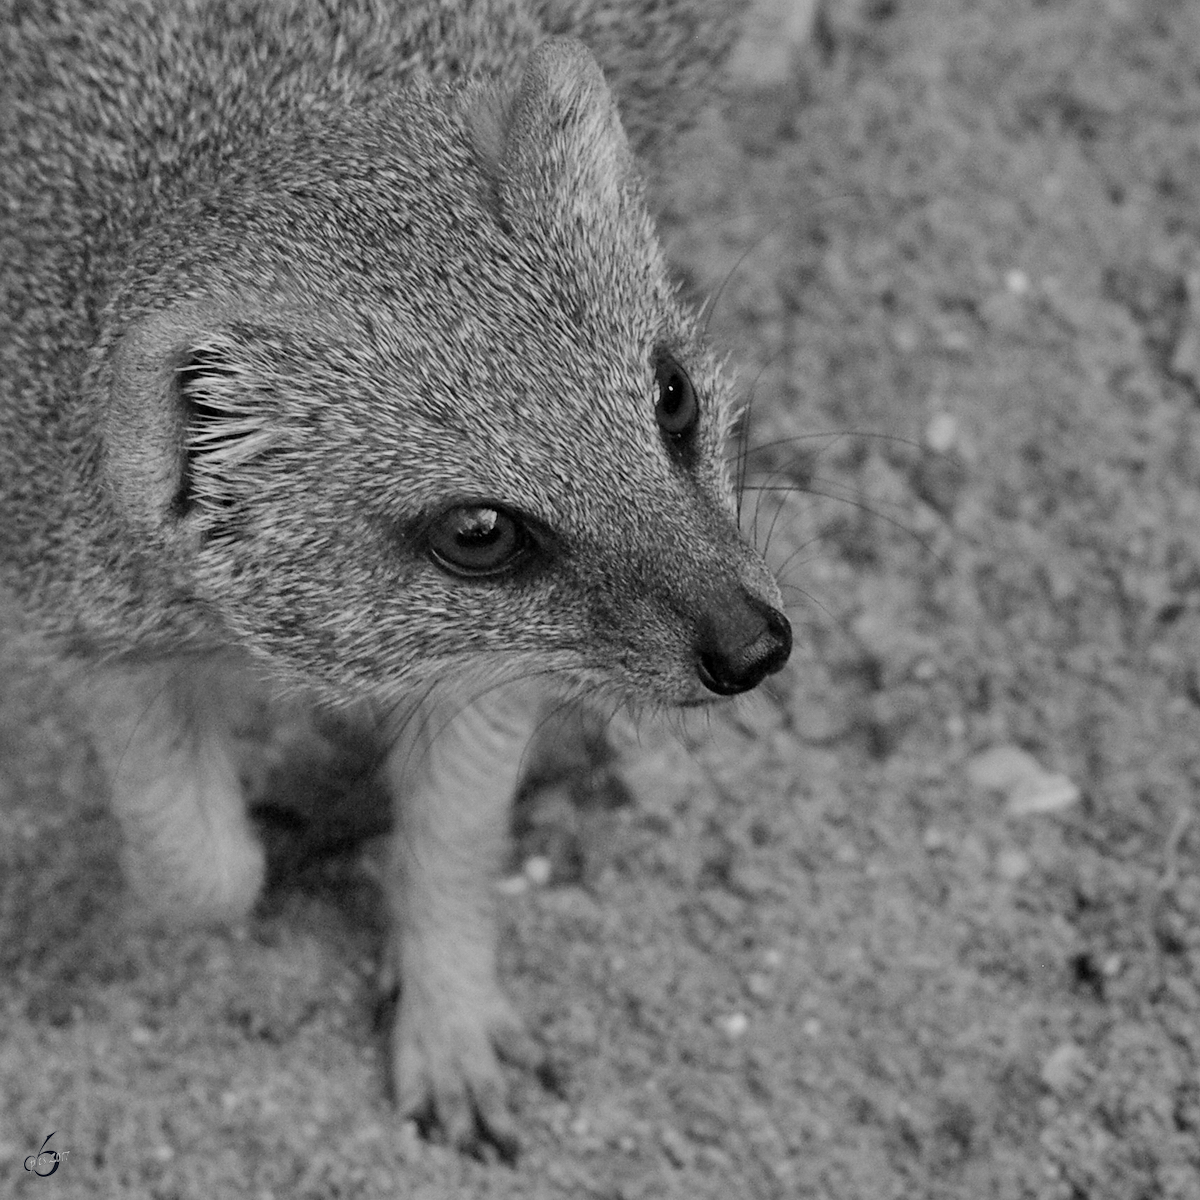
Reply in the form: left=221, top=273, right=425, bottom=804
left=1, top=0, right=782, bottom=1159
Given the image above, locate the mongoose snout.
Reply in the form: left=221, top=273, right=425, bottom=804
left=694, top=589, right=793, bottom=695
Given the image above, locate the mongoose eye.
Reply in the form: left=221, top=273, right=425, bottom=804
left=654, top=355, right=698, bottom=439
left=427, top=505, right=527, bottom=578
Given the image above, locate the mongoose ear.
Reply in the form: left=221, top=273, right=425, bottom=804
left=104, top=309, right=277, bottom=532
left=462, top=37, right=638, bottom=225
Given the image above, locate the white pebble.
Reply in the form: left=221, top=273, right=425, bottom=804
left=995, top=848, right=1031, bottom=880
left=966, top=745, right=1080, bottom=815
left=523, top=855, right=553, bottom=886
left=924, top=411, right=959, bottom=454
left=1006, top=773, right=1080, bottom=815
left=495, top=873, right=528, bottom=896
left=1040, top=1043, right=1090, bottom=1094
left=922, top=827, right=950, bottom=852
left=719, top=1011, right=749, bottom=1038
left=745, top=972, right=773, bottom=1000
left=966, top=745, right=1044, bottom=791
left=1005, top=268, right=1031, bottom=295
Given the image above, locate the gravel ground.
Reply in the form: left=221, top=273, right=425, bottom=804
left=4, top=1, right=1200, bottom=1197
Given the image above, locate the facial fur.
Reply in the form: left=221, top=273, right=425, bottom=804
left=95, top=79, right=774, bottom=707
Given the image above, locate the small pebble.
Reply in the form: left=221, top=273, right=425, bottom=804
left=924, top=412, right=959, bottom=454
left=966, top=745, right=1044, bottom=791
left=996, top=848, right=1031, bottom=880
left=398, top=1120, right=424, bottom=1152
left=745, top=972, right=773, bottom=1000
left=1005, top=268, right=1031, bottom=295
left=966, top=744, right=1080, bottom=815
left=890, top=319, right=921, bottom=354
left=1040, top=1043, right=1090, bottom=1094
left=912, top=657, right=938, bottom=681
left=1007, top=773, right=1080, bottom=815
left=719, top=1011, right=749, bottom=1038
left=495, top=873, right=528, bottom=896
left=923, top=827, right=950, bottom=852
left=523, top=855, right=553, bottom=886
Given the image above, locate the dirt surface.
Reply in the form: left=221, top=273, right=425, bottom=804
left=4, top=1, right=1200, bottom=1196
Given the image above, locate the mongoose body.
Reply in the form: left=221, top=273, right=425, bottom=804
left=1, top=0, right=789, bottom=1154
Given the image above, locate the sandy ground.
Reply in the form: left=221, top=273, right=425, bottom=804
left=4, top=1, right=1200, bottom=1196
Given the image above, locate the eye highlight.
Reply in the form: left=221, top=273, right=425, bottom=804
left=426, top=505, right=528, bottom=578
left=654, top=354, right=698, bottom=439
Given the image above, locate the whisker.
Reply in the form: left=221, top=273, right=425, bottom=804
left=698, top=214, right=791, bottom=342
left=745, top=481, right=949, bottom=569
left=730, top=428, right=925, bottom=464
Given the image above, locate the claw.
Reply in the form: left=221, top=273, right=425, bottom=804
left=436, top=1082, right=478, bottom=1155
left=387, top=992, right=535, bottom=1163
left=466, top=1085, right=520, bottom=1165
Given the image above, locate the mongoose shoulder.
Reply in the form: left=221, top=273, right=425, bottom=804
left=1, top=0, right=788, bottom=1157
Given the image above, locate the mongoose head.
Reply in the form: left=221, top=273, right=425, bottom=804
left=96, top=38, right=791, bottom=709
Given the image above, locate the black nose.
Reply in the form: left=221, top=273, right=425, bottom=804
left=695, top=592, right=792, bottom=696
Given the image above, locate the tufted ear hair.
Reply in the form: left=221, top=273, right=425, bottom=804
left=170, top=337, right=278, bottom=522
left=101, top=303, right=280, bottom=541
left=459, top=37, right=639, bottom=230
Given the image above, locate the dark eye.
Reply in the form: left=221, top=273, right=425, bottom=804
left=655, top=355, right=698, bottom=438
left=427, top=505, right=527, bottom=577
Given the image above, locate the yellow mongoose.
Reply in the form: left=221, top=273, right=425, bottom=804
left=1, top=0, right=790, bottom=1157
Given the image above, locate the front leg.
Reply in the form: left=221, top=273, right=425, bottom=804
left=380, top=680, right=544, bottom=1159
left=83, top=656, right=265, bottom=925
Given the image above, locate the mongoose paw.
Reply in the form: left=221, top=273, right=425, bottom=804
left=385, top=987, right=545, bottom=1163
